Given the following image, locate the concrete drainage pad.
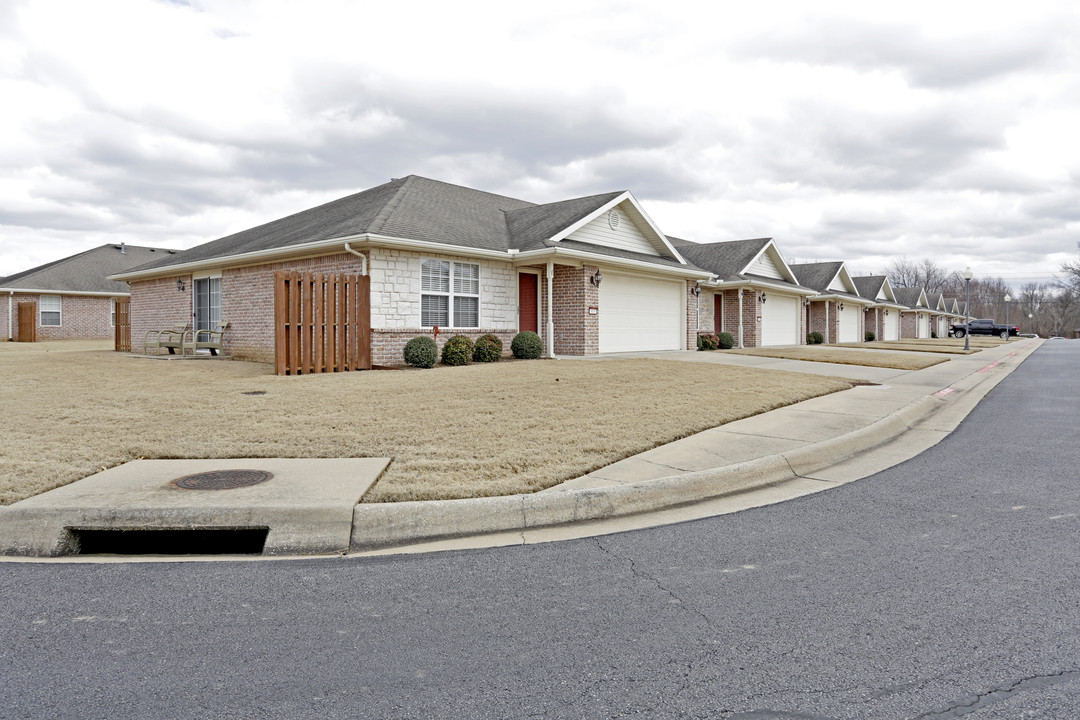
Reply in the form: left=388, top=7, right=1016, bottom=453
left=0, top=458, right=389, bottom=558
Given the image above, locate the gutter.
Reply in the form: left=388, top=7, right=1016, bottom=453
left=705, top=277, right=817, bottom=297
left=512, top=246, right=711, bottom=280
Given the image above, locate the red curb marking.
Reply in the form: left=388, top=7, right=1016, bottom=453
left=934, top=388, right=955, bottom=397
left=978, top=361, right=1001, bottom=374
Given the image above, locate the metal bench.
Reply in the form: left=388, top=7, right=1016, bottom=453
left=142, top=324, right=189, bottom=355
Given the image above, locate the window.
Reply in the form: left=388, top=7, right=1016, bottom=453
left=40, top=295, right=61, bottom=326
left=421, top=260, right=479, bottom=328
left=110, top=298, right=116, bottom=327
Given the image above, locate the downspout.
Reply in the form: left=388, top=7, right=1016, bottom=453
left=546, top=261, right=555, bottom=358
left=343, top=243, right=368, bottom=275
left=737, top=289, right=744, bottom=348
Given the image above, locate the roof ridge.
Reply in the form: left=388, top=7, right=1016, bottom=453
left=366, top=176, right=414, bottom=235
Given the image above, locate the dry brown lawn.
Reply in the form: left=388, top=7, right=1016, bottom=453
left=0, top=341, right=852, bottom=506
left=727, top=346, right=946, bottom=370
left=834, top=340, right=984, bottom=355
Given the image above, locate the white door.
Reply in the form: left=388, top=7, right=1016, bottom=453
left=598, top=273, right=682, bottom=352
left=761, top=293, right=799, bottom=346
left=838, top=304, right=859, bottom=343
left=918, top=313, right=928, bottom=338
left=884, top=312, right=899, bottom=341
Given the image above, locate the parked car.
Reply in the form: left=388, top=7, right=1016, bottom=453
left=950, top=318, right=1020, bottom=339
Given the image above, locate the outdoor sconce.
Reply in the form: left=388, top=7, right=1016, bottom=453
left=590, top=269, right=603, bottom=287
left=838, top=303, right=845, bottom=311
left=176, top=278, right=185, bottom=292
left=884, top=309, right=889, bottom=316
left=760, top=293, right=767, bottom=304
left=690, top=283, right=701, bottom=297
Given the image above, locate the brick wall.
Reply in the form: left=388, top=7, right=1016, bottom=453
left=551, top=264, right=600, bottom=355
left=5, top=292, right=121, bottom=340
left=900, top=311, right=917, bottom=338
left=685, top=281, right=699, bottom=350
left=372, top=328, right=516, bottom=366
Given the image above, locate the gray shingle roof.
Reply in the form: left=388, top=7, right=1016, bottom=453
left=852, top=275, right=886, bottom=300
left=894, top=287, right=927, bottom=309
left=789, top=262, right=843, bottom=293
left=669, top=237, right=772, bottom=280
left=124, top=176, right=688, bottom=275
left=1, top=244, right=179, bottom=294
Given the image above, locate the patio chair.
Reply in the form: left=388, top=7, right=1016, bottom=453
left=143, top=324, right=190, bottom=355
left=192, top=321, right=229, bottom=356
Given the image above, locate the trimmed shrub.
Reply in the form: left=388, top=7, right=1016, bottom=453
left=403, top=336, right=438, bottom=369
left=865, top=331, right=876, bottom=342
left=697, top=334, right=720, bottom=351
left=808, top=331, right=824, bottom=344
left=473, top=333, right=503, bottom=363
left=717, top=331, right=735, bottom=349
left=511, top=331, right=543, bottom=359
left=931, top=330, right=938, bottom=339
left=441, top=335, right=474, bottom=366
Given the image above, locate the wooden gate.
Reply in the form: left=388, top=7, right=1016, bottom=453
left=114, top=297, right=131, bottom=351
left=273, top=271, right=371, bottom=375
left=16, top=302, right=36, bottom=342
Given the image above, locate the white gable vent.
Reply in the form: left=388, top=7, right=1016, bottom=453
left=608, top=209, right=620, bottom=230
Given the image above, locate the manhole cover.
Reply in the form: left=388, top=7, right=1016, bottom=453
left=171, top=469, right=274, bottom=491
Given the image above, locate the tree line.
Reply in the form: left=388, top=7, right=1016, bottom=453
left=877, top=257, right=1079, bottom=338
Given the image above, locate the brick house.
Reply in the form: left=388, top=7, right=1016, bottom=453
left=2, top=244, right=178, bottom=341
left=894, top=287, right=932, bottom=338
left=852, top=275, right=906, bottom=342
left=670, top=238, right=815, bottom=347
left=942, top=297, right=964, bottom=335
left=789, top=262, right=873, bottom=343
left=111, top=175, right=715, bottom=365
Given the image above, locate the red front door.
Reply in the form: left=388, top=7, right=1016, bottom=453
left=518, top=273, right=538, bottom=333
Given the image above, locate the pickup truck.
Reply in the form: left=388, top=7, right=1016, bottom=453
left=950, top=318, right=1020, bottom=339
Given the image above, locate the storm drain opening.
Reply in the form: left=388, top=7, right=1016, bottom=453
left=69, top=527, right=270, bottom=555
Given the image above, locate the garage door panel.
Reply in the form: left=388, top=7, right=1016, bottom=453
left=762, top=294, right=798, bottom=346
left=599, top=274, right=682, bottom=352
left=838, top=305, right=859, bottom=343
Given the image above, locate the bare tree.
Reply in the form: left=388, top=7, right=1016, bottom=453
left=884, top=257, right=921, bottom=288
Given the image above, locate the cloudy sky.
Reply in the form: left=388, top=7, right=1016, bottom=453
left=1, top=0, right=1077, bottom=288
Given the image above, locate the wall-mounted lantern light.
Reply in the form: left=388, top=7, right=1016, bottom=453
left=760, top=292, right=767, bottom=304
left=838, top=303, right=845, bottom=311
left=176, top=278, right=186, bottom=292
left=690, top=283, right=701, bottom=297
left=590, top=269, right=603, bottom=287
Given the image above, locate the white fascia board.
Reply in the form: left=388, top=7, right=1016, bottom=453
left=836, top=265, right=860, bottom=295
left=0, top=288, right=129, bottom=297
left=546, top=192, right=689, bottom=265
left=513, top=247, right=711, bottom=280
left=110, top=233, right=514, bottom=282
left=707, top=277, right=817, bottom=297
left=869, top=302, right=908, bottom=311
left=809, top=293, right=874, bottom=306
left=742, top=240, right=800, bottom=285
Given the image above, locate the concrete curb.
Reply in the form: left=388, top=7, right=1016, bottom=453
left=350, top=341, right=1040, bottom=552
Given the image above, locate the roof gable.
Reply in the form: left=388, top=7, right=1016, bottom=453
left=548, top=193, right=685, bottom=262
left=894, top=286, right=930, bottom=309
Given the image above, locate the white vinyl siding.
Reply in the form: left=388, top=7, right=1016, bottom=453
left=827, top=276, right=847, bottom=292
left=421, top=259, right=479, bottom=328
left=598, top=273, right=682, bottom=352
left=566, top=207, right=660, bottom=256
left=747, top=249, right=784, bottom=280
left=39, top=295, right=61, bottom=326
left=761, top=293, right=799, bottom=346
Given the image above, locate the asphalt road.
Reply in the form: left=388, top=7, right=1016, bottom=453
left=2, top=342, right=1079, bottom=719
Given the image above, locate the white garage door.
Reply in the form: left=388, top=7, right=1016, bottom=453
left=838, top=305, right=859, bottom=343
left=598, top=273, right=683, bottom=352
left=884, top=312, right=899, bottom=341
left=762, top=293, right=799, bottom=346
left=918, top=314, right=928, bottom=338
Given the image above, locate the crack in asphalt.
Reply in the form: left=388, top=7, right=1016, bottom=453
left=912, top=669, right=1080, bottom=718
left=592, top=537, right=714, bottom=628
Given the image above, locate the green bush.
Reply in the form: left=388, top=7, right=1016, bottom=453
left=441, top=335, right=474, bottom=366
left=473, top=333, right=503, bottom=362
left=865, top=331, right=876, bottom=342
left=697, top=334, right=720, bottom=351
left=403, top=336, right=438, bottom=369
left=808, top=331, right=824, bottom=344
left=717, top=331, right=735, bottom=349
left=931, top=330, right=938, bottom=339
left=511, top=331, right=543, bottom=359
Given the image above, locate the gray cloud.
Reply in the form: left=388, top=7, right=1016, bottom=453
left=737, top=17, right=1069, bottom=88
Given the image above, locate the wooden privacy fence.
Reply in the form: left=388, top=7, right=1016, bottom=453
left=114, top=297, right=131, bottom=352
left=273, top=271, right=371, bottom=375
left=16, top=302, right=36, bottom=342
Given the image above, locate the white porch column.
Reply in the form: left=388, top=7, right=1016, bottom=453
left=545, top=261, right=555, bottom=358
left=737, top=289, right=744, bottom=348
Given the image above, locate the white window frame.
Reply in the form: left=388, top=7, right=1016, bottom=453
left=110, top=297, right=116, bottom=327
left=421, top=259, right=480, bottom=329
left=39, top=295, right=61, bottom=327
left=192, top=273, right=222, bottom=332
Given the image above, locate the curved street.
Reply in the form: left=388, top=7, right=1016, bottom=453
left=2, top=342, right=1078, bottom=719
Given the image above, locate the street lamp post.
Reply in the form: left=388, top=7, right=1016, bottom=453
left=1028, top=313, right=1033, bottom=335
left=1004, top=294, right=1011, bottom=341
left=963, top=267, right=973, bottom=351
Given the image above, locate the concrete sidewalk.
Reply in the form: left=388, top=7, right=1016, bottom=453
left=351, top=339, right=1041, bottom=555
